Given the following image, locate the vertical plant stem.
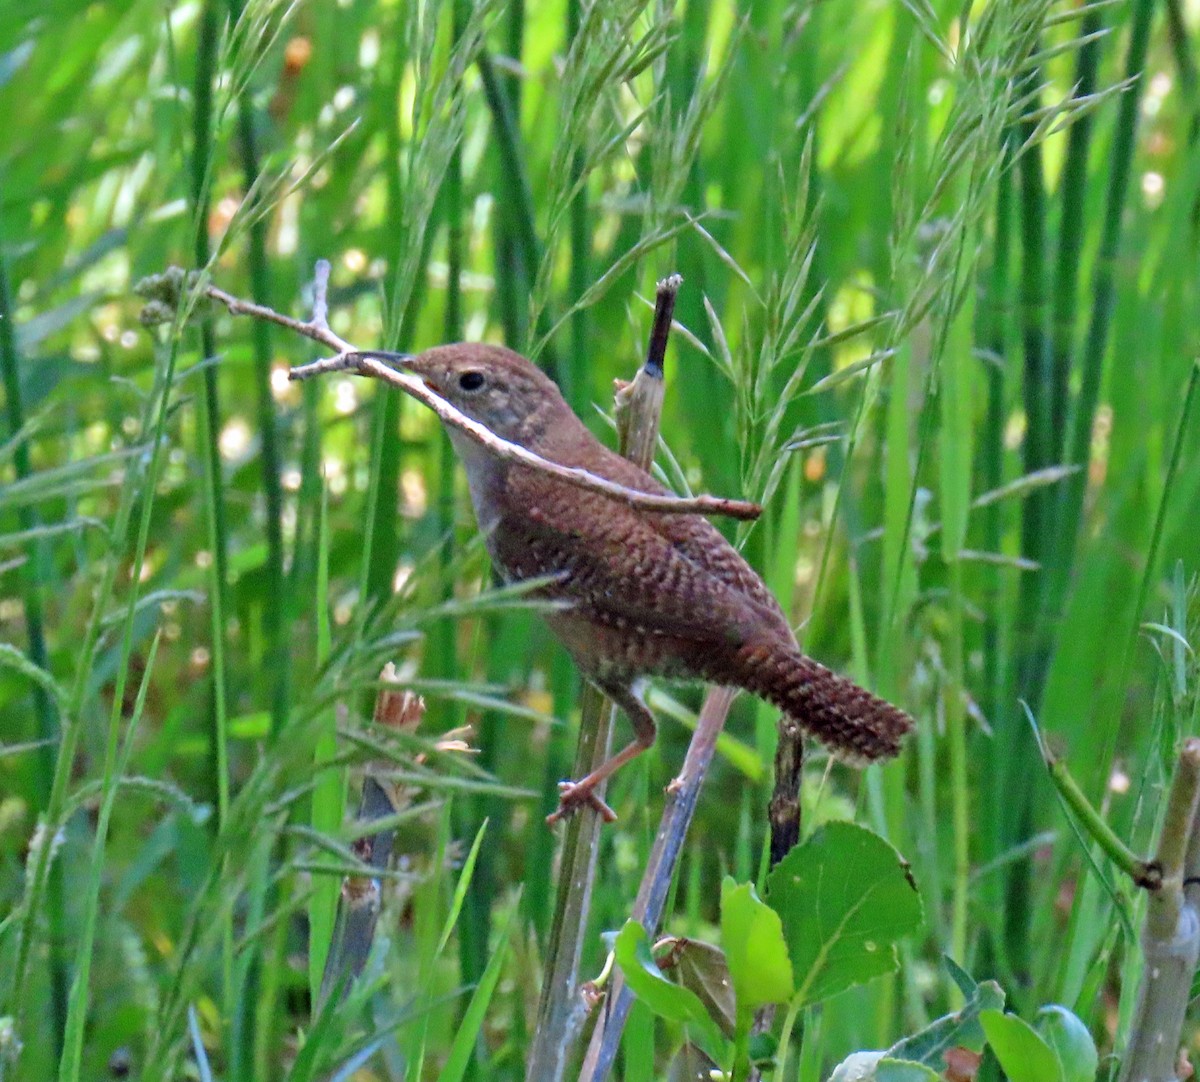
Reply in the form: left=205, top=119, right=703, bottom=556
left=0, top=222, right=67, bottom=1056
left=1118, top=740, right=1200, bottom=1082
left=1048, top=8, right=1103, bottom=461
left=365, top=32, right=407, bottom=608
left=442, top=0, right=490, bottom=1040
left=767, top=717, right=804, bottom=868
left=364, top=9, right=436, bottom=609
left=225, top=7, right=286, bottom=1069
left=477, top=50, right=541, bottom=296
left=1050, top=0, right=1157, bottom=630
left=980, top=134, right=1014, bottom=980
left=476, top=47, right=559, bottom=377
left=1015, top=55, right=1052, bottom=629
left=564, top=0, right=589, bottom=416
left=189, top=0, right=232, bottom=821
left=1009, top=51, right=1051, bottom=977
left=528, top=684, right=618, bottom=1081
left=308, top=474, right=340, bottom=1004
left=947, top=556, right=969, bottom=964
left=186, top=3, right=239, bottom=1069
left=528, top=277, right=680, bottom=1082
left=478, top=43, right=536, bottom=343
left=484, top=4, right=530, bottom=350
left=227, top=0, right=287, bottom=738
left=580, top=687, right=738, bottom=1082
left=1165, top=0, right=1199, bottom=146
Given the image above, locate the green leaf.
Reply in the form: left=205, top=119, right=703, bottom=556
left=720, top=877, right=794, bottom=1015
left=1035, top=1006, right=1098, bottom=1082
left=439, top=898, right=518, bottom=1082
left=437, top=819, right=489, bottom=954
left=874, top=1061, right=944, bottom=1082
left=980, top=1010, right=1063, bottom=1082
left=828, top=1051, right=885, bottom=1082
left=614, top=921, right=721, bottom=1047
left=888, top=977, right=1004, bottom=1063
left=943, top=954, right=978, bottom=998
left=765, top=821, right=923, bottom=1007
left=0, top=642, right=68, bottom=710
left=748, top=1031, right=778, bottom=1067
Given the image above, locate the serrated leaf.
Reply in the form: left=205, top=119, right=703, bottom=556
left=765, top=821, right=923, bottom=1007
left=980, top=1010, right=1063, bottom=1082
left=720, top=877, right=794, bottom=1019
left=1035, top=1006, right=1097, bottom=1082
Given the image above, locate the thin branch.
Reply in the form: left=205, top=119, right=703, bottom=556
left=1041, top=737, right=1155, bottom=888
left=167, top=267, right=760, bottom=521
left=301, top=350, right=758, bottom=520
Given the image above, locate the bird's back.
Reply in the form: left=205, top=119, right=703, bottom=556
left=489, top=420, right=794, bottom=654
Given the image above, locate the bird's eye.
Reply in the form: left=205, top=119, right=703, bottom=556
left=458, top=371, right=486, bottom=392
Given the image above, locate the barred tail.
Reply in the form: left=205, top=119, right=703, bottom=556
left=730, top=640, right=913, bottom=763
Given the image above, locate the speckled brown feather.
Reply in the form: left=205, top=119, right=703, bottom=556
left=402, top=343, right=913, bottom=766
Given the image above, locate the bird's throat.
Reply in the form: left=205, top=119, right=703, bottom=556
left=447, top=426, right=507, bottom=536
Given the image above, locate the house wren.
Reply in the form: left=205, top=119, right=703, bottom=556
left=390, top=343, right=912, bottom=820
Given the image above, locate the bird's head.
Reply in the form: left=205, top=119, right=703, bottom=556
left=390, top=343, right=571, bottom=445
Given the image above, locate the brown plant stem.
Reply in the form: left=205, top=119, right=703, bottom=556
left=768, top=716, right=804, bottom=869
left=579, top=687, right=737, bottom=1082
left=1118, top=738, right=1200, bottom=1082
left=319, top=670, right=426, bottom=1004
left=529, top=274, right=686, bottom=1082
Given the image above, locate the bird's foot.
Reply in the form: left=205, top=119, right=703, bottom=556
left=546, top=780, right=617, bottom=824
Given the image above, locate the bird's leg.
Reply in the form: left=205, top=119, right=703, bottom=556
left=547, top=681, right=657, bottom=824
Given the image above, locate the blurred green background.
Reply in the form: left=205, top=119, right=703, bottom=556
left=1, top=0, right=1199, bottom=1077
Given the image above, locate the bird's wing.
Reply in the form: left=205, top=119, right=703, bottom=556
left=492, top=454, right=785, bottom=647
left=599, top=452, right=789, bottom=624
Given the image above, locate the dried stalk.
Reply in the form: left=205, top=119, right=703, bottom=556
left=320, top=668, right=427, bottom=1002
left=528, top=275, right=685, bottom=1081
left=579, top=687, right=737, bottom=1081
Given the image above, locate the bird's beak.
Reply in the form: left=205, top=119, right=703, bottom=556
left=352, top=350, right=415, bottom=372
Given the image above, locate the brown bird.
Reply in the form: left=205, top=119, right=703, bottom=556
left=385, top=343, right=912, bottom=821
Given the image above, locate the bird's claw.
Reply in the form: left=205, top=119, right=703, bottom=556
left=546, top=780, right=617, bottom=824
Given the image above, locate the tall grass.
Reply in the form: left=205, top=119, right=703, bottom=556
left=1, top=0, right=1199, bottom=1077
